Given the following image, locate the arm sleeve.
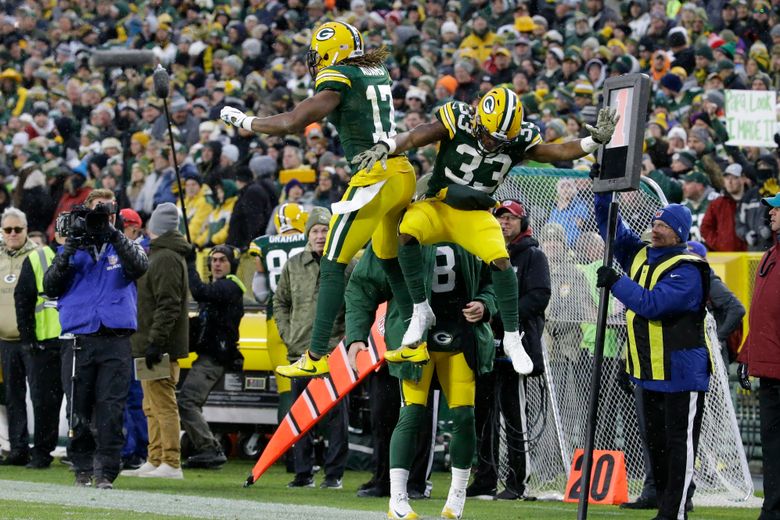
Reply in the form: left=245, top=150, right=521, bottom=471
left=344, top=265, right=387, bottom=346
left=594, top=192, right=645, bottom=272
left=434, top=102, right=459, bottom=140
left=252, top=272, right=270, bottom=304
left=314, top=67, right=352, bottom=94
left=708, top=272, right=745, bottom=342
left=147, top=257, right=186, bottom=346
left=699, top=202, right=719, bottom=250
left=187, top=263, right=240, bottom=304
left=517, top=249, right=552, bottom=321
left=43, top=248, right=73, bottom=298
left=272, top=262, right=292, bottom=345
left=111, top=232, right=149, bottom=280
left=473, top=260, right=498, bottom=323
left=610, top=263, right=703, bottom=320
left=14, top=258, right=38, bottom=344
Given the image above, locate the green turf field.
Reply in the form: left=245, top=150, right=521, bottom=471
left=0, top=459, right=763, bottom=519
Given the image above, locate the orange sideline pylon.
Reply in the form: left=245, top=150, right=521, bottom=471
left=245, top=304, right=388, bottom=487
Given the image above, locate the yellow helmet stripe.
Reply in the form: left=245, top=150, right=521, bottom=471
left=278, top=203, right=290, bottom=229
left=499, top=89, right=516, bottom=135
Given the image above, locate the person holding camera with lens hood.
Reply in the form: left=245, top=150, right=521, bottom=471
left=43, top=189, right=149, bottom=489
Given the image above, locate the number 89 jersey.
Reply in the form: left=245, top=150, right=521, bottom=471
left=427, top=101, right=542, bottom=198
left=249, top=233, right=307, bottom=318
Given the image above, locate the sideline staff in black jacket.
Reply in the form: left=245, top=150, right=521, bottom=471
left=179, top=244, right=245, bottom=469
left=470, top=200, right=551, bottom=500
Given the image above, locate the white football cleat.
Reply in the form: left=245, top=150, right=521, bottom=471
left=441, top=487, right=466, bottom=519
left=388, top=492, right=419, bottom=519
left=401, top=301, right=436, bottom=347
left=503, top=330, right=533, bottom=375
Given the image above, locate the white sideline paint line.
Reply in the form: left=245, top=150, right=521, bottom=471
left=0, top=479, right=385, bottom=520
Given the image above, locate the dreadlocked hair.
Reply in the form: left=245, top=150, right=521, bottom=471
left=340, top=46, right=391, bottom=68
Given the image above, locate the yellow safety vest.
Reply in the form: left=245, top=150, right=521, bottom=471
left=28, top=247, right=61, bottom=341
left=625, top=247, right=710, bottom=381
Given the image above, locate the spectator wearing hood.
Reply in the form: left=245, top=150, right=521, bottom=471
left=14, top=163, right=55, bottom=234
left=178, top=169, right=212, bottom=242
left=226, top=166, right=274, bottom=251
left=195, top=178, right=238, bottom=248
left=46, top=171, right=92, bottom=242
left=459, top=13, right=497, bottom=63
left=737, top=155, right=779, bottom=252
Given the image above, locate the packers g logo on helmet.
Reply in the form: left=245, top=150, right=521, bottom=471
left=307, top=21, right=364, bottom=76
left=274, top=203, right=308, bottom=234
left=474, top=87, right=524, bottom=157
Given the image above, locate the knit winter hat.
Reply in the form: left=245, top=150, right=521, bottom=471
left=148, top=202, right=181, bottom=236
left=660, top=73, right=683, bottom=93
left=305, top=206, right=331, bottom=238
left=653, top=204, right=692, bottom=243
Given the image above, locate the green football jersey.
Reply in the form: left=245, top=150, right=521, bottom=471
left=314, top=64, right=397, bottom=163
left=428, top=243, right=472, bottom=352
left=248, top=232, right=307, bottom=318
left=428, top=101, right=543, bottom=197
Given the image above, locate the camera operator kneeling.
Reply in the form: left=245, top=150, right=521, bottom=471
left=44, top=189, right=149, bottom=489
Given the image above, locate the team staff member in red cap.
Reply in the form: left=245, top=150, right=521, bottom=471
left=468, top=200, right=551, bottom=500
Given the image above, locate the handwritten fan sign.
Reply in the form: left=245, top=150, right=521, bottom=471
left=725, top=90, right=776, bottom=148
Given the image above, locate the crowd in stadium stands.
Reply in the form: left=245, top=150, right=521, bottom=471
left=0, top=0, right=779, bottom=509
left=0, top=0, right=778, bottom=257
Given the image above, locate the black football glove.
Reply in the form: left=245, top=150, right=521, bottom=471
left=596, top=265, right=621, bottom=289
left=145, top=344, right=164, bottom=370
left=184, top=245, right=197, bottom=264
left=737, top=363, right=751, bottom=391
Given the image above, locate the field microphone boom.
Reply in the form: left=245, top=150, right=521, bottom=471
left=89, top=50, right=155, bottom=68
left=154, top=64, right=192, bottom=243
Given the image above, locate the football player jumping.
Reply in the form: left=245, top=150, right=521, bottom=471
left=352, top=87, right=618, bottom=375
left=221, top=22, right=416, bottom=378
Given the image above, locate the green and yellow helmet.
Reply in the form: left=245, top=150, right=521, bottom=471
left=474, top=87, right=524, bottom=156
left=307, top=21, right=364, bottom=77
left=273, top=202, right=308, bottom=234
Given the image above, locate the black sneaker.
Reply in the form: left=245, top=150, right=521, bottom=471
left=466, top=483, right=497, bottom=500
left=495, top=488, right=523, bottom=500
left=0, top=452, right=30, bottom=466
left=407, top=488, right=429, bottom=500
left=620, top=495, right=657, bottom=509
left=95, top=477, right=113, bottom=490
left=121, top=455, right=144, bottom=470
left=25, top=458, right=51, bottom=469
left=320, top=477, right=343, bottom=489
left=74, top=473, right=93, bottom=487
left=60, top=456, right=73, bottom=467
left=287, top=475, right=315, bottom=488
left=183, top=449, right=227, bottom=469
left=357, top=485, right=390, bottom=498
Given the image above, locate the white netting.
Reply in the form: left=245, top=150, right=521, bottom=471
left=493, top=168, right=756, bottom=507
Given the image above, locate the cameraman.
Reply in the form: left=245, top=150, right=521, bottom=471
left=43, top=189, right=149, bottom=489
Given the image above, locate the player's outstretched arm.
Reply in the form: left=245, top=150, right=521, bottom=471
left=351, top=120, right=450, bottom=172
left=220, top=90, right=342, bottom=136
left=525, top=107, right=619, bottom=163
